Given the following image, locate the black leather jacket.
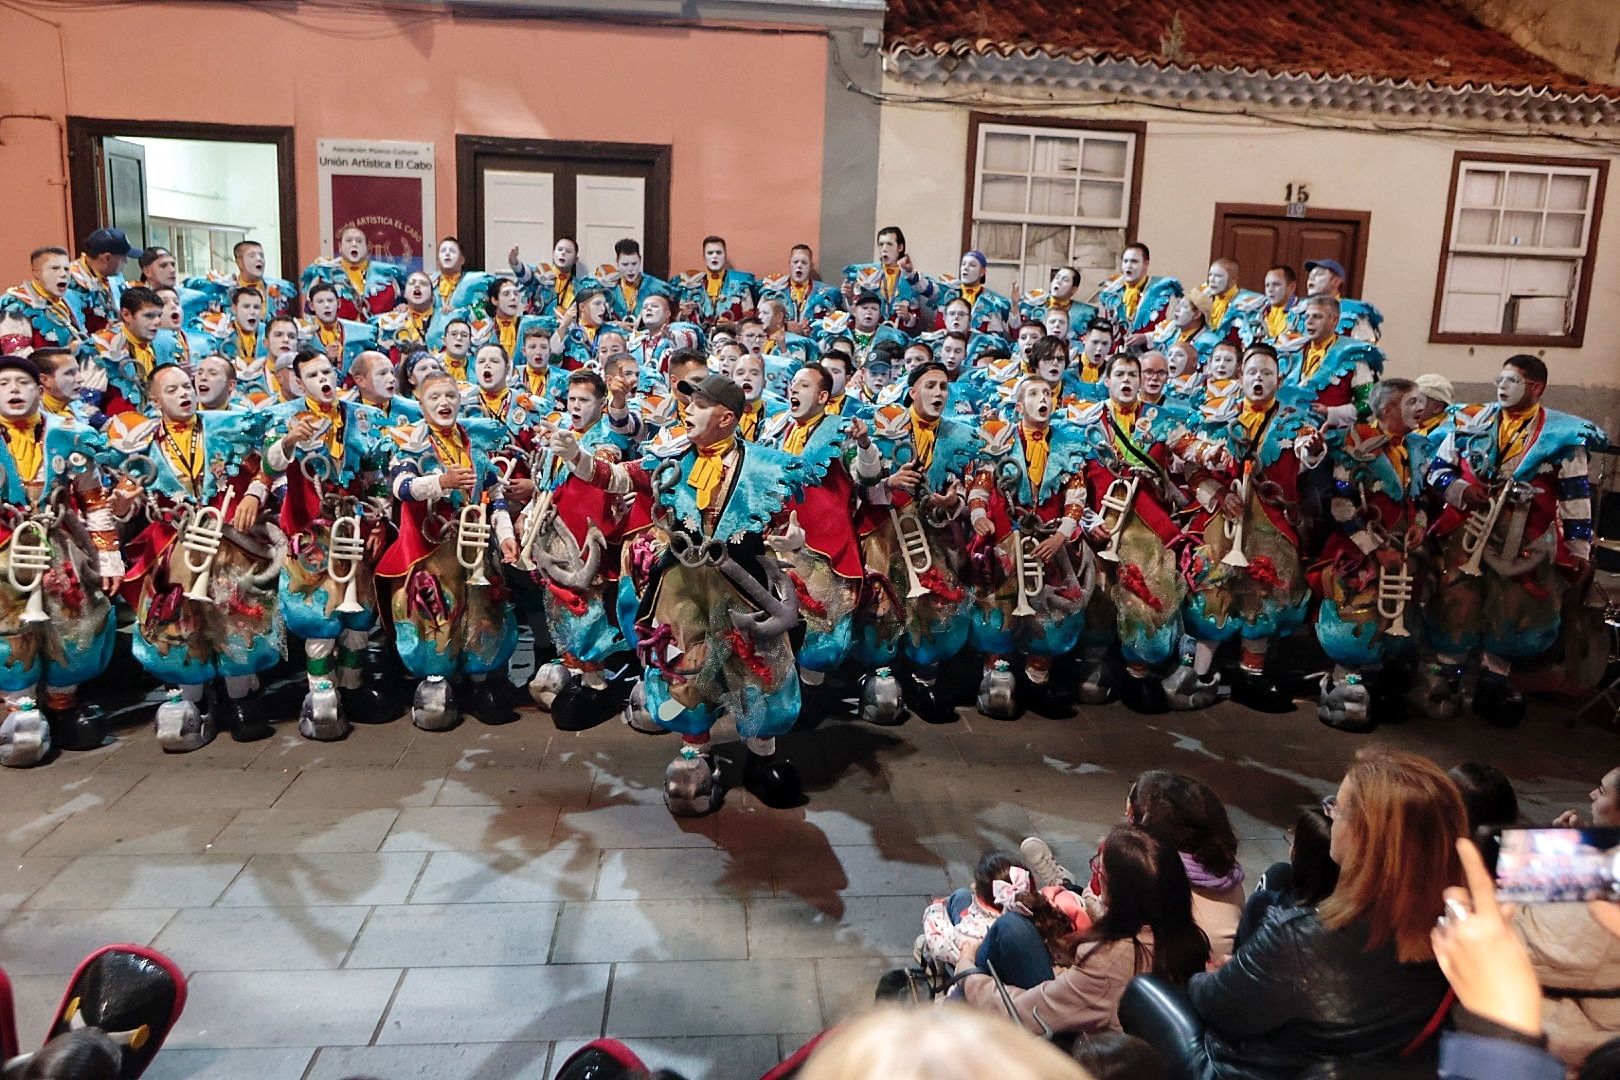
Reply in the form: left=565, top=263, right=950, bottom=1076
left=1188, top=907, right=1449, bottom=1078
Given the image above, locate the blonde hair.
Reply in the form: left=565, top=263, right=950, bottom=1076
left=1318, top=748, right=1466, bottom=963
left=798, top=1005, right=1093, bottom=1080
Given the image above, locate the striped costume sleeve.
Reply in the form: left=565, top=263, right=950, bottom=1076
left=1558, top=448, right=1593, bottom=561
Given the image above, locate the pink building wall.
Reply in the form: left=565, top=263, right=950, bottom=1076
left=0, top=3, right=827, bottom=279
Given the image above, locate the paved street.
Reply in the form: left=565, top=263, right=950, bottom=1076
left=2, top=684, right=1615, bottom=1080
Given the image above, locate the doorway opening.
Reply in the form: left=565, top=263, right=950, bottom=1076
left=67, top=119, right=297, bottom=281
left=456, top=136, right=671, bottom=278
left=1210, top=203, right=1371, bottom=295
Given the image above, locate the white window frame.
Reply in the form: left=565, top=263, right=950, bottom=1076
left=1432, top=153, right=1607, bottom=347
left=966, top=117, right=1140, bottom=296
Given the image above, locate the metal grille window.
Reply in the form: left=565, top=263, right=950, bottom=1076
left=968, top=121, right=1138, bottom=297
left=1433, top=155, right=1606, bottom=346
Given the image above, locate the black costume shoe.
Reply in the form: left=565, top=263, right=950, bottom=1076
left=743, top=749, right=804, bottom=809
left=222, top=696, right=275, bottom=742
left=550, top=681, right=628, bottom=732
left=340, top=686, right=393, bottom=725
left=908, top=678, right=957, bottom=725
left=1118, top=672, right=1170, bottom=715
left=465, top=680, right=519, bottom=726
left=1472, top=674, right=1526, bottom=728
left=552, top=1040, right=653, bottom=1080
left=1230, top=670, right=1295, bottom=714
left=1022, top=679, right=1077, bottom=720
left=43, top=703, right=106, bottom=752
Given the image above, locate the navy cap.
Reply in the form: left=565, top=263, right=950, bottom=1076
left=852, top=289, right=882, bottom=308
left=84, top=227, right=144, bottom=261
left=1303, top=258, right=1346, bottom=280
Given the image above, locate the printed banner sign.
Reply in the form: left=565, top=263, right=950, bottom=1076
left=317, top=139, right=435, bottom=271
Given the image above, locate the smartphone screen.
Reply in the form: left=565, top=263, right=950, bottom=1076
left=1477, top=826, right=1620, bottom=903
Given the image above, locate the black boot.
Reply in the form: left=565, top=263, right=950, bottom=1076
left=465, top=680, right=519, bottom=726
left=43, top=702, right=106, bottom=751
left=1231, top=670, right=1295, bottom=714
left=1022, top=678, right=1077, bottom=720
left=550, top=681, right=629, bottom=732
left=222, top=695, right=275, bottom=743
left=908, top=677, right=957, bottom=725
left=743, top=748, right=804, bottom=809
left=1472, top=673, right=1526, bottom=728
left=1118, top=670, right=1170, bottom=715
left=340, top=685, right=393, bottom=725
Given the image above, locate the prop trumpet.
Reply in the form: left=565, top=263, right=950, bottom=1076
left=515, top=446, right=558, bottom=574
left=1222, top=465, right=1252, bottom=568
left=7, top=517, right=52, bottom=625
left=328, top=509, right=365, bottom=614
left=180, top=492, right=233, bottom=604
left=1376, top=559, right=1414, bottom=638
left=457, top=502, right=492, bottom=587
left=996, top=461, right=1044, bottom=618
left=1096, top=474, right=1140, bottom=563
left=1459, top=479, right=1514, bottom=578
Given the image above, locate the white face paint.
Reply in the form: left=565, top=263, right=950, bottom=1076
left=1495, top=368, right=1529, bottom=408
left=1167, top=343, right=1197, bottom=378
left=1016, top=325, right=1044, bottom=356
left=358, top=357, right=397, bottom=402
left=127, top=305, right=162, bottom=342
left=1263, top=270, right=1293, bottom=306
left=789, top=248, right=812, bottom=282
left=474, top=346, right=509, bottom=391
left=943, top=304, right=971, bottom=334
left=1138, top=353, right=1169, bottom=399
left=787, top=369, right=828, bottom=421
left=616, top=252, right=642, bottom=282
left=152, top=368, right=196, bottom=422
left=405, top=274, right=433, bottom=308
left=1242, top=354, right=1280, bottom=404
left=310, top=291, right=340, bottom=323
left=233, top=294, right=263, bottom=331
left=1043, top=311, right=1070, bottom=339
left=0, top=369, right=39, bottom=421
left=739, top=324, right=767, bottom=354
left=851, top=303, right=880, bottom=332
left=36, top=255, right=71, bottom=297
left=523, top=334, right=550, bottom=368
left=553, top=239, right=578, bottom=271
left=421, top=379, right=461, bottom=428
left=1307, top=266, right=1340, bottom=296
left=265, top=322, right=297, bottom=357
left=1107, top=361, right=1139, bottom=405
left=1120, top=247, right=1146, bottom=283
left=495, top=283, right=522, bottom=318
left=685, top=395, right=730, bottom=445
left=1050, top=267, right=1077, bottom=298
left=339, top=229, right=368, bottom=263
left=442, top=324, right=472, bottom=357
left=1206, top=263, right=1230, bottom=294
left=1035, top=353, right=1066, bottom=385
left=1083, top=330, right=1111, bottom=364
left=195, top=359, right=234, bottom=408
left=437, top=239, right=463, bottom=273
left=300, top=356, right=339, bottom=405
left=411, top=356, right=445, bottom=389
left=1208, top=347, right=1239, bottom=381
left=958, top=255, right=983, bottom=285
left=703, top=243, right=726, bottom=273
left=44, top=358, right=81, bottom=399
left=938, top=338, right=966, bottom=374
left=1174, top=297, right=1199, bottom=328
left=1019, top=381, right=1053, bottom=424
left=733, top=358, right=765, bottom=402
left=237, top=244, right=266, bottom=278
left=1303, top=303, right=1334, bottom=341
left=911, top=371, right=949, bottom=419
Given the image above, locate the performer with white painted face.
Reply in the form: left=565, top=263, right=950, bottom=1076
left=0, top=355, right=126, bottom=767
left=263, top=350, right=395, bottom=740
left=301, top=225, right=406, bottom=321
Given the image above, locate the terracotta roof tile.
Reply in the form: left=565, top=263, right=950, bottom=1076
left=885, top=0, right=1620, bottom=97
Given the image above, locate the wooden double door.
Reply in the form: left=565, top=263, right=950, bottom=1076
left=1211, top=203, right=1370, bottom=295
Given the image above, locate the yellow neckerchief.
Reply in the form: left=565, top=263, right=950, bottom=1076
left=1020, top=422, right=1050, bottom=493
left=1263, top=303, right=1290, bottom=341
left=436, top=271, right=460, bottom=306
left=1050, top=296, right=1071, bottom=312
left=790, top=280, right=810, bottom=311
left=556, top=271, right=576, bottom=312
left=1079, top=360, right=1104, bottom=385
left=495, top=315, right=518, bottom=358
left=960, top=283, right=982, bottom=309
left=160, top=416, right=204, bottom=493
left=1497, top=403, right=1543, bottom=467
left=341, top=258, right=368, bottom=298
left=1302, top=333, right=1337, bottom=381
left=318, top=321, right=343, bottom=348
left=76, top=255, right=108, bottom=287
left=1417, top=412, right=1447, bottom=436
left=428, top=423, right=472, bottom=472
left=1383, top=426, right=1411, bottom=490
left=763, top=338, right=780, bottom=355
left=1237, top=399, right=1274, bottom=445
left=909, top=407, right=938, bottom=470
left=172, top=326, right=192, bottom=369
left=620, top=279, right=640, bottom=315
left=121, top=325, right=157, bottom=378
left=881, top=264, right=902, bottom=301
left=739, top=400, right=765, bottom=442
left=32, top=280, right=75, bottom=327
left=826, top=393, right=846, bottom=415
left=524, top=366, right=551, bottom=397
left=42, top=392, right=72, bottom=417
left=1207, top=284, right=1238, bottom=329
left=783, top=412, right=824, bottom=456
left=304, top=395, right=345, bottom=464
left=442, top=351, right=468, bottom=384
left=479, top=387, right=511, bottom=421
left=1122, top=277, right=1144, bottom=321
left=705, top=270, right=724, bottom=302
left=235, top=325, right=257, bottom=360
left=689, top=435, right=736, bottom=510
left=404, top=307, right=432, bottom=340
left=1107, top=400, right=1141, bottom=460
left=1, top=416, right=42, bottom=485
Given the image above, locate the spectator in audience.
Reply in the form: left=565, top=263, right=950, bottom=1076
left=1554, top=764, right=1620, bottom=828
left=799, top=1004, right=1092, bottom=1080
left=1071, top=1033, right=1166, bottom=1080
left=1234, top=807, right=1339, bottom=947
left=916, top=851, right=1031, bottom=970
left=1449, top=761, right=1520, bottom=831
left=958, top=825, right=1209, bottom=1037
left=1132, top=748, right=1465, bottom=1077
left=1126, top=772, right=1247, bottom=962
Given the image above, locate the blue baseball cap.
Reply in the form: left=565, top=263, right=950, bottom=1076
left=1303, top=258, right=1346, bottom=280
left=84, top=227, right=145, bottom=261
